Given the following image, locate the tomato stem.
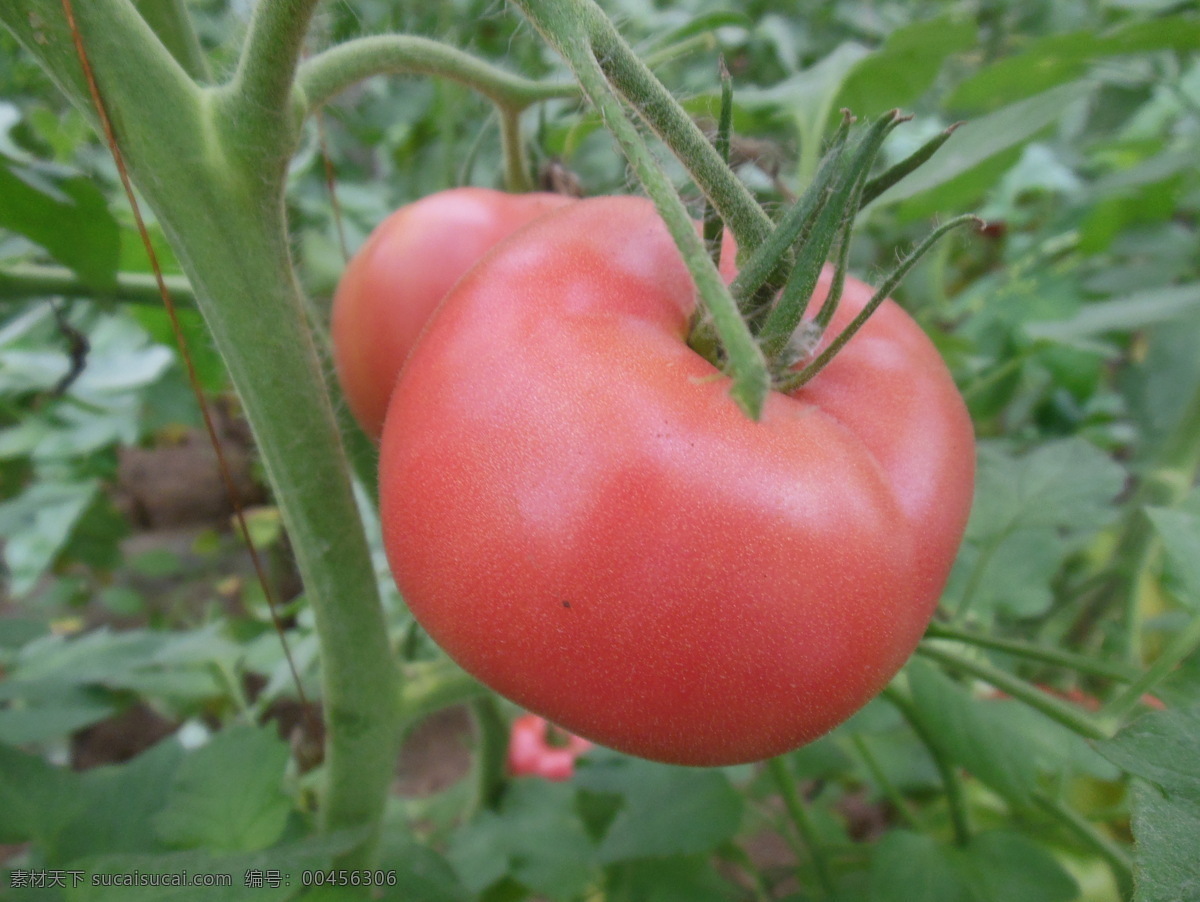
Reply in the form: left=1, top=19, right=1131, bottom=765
left=923, top=621, right=1142, bottom=683
left=3, top=0, right=406, bottom=868
left=584, top=19, right=774, bottom=251
left=850, top=734, right=926, bottom=831
left=0, top=262, right=196, bottom=307
left=882, top=685, right=973, bottom=847
left=298, top=36, right=577, bottom=112
left=297, top=36, right=578, bottom=194
left=766, top=757, right=837, bottom=897
left=915, top=643, right=1114, bottom=740
left=467, top=697, right=511, bottom=813
left=512, top=0, right=771, bottom=418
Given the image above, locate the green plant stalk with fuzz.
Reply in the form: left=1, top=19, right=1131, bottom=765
left=916, top=643, right=1112, bottom=740
left=0, top=0, right=400, bottom=868
left=510, top=0, right=770, bottom=417
left=882, top=685, right=972, bottom=846
left=512, top=0, right=773, bottom=250
left=767, top=757, right=836, bottom=896
left=298, top=36, right=577, bottom=193
left=0, top=263, right=196, bottom=307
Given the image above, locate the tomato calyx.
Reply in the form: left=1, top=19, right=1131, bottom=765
left=687, top=108, right=979, bottom=396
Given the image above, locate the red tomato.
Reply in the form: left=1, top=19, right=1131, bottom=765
left=331, top=187, right=574, bottom=439
left=379, top=196, right=975, bottom=766
left=507, top=713, right=592, bottom=781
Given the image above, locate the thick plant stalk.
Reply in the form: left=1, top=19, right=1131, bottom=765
left=0, top=0, right=400, bottom=867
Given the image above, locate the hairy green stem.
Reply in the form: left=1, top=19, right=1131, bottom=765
left=510, top=0, right=769, bottom=417
left=1, top=0, right=402, bottom=869
left=0, top=262, right=195, bottom=306
left=702, top=59, right=733, bottom=264
left=916, top=643, right=1112, bottom=740
left=467, top=696, right=511, bottom=814
left=766, top=757, right=836, bottom=897
left=587, top=21, right=773, bottom=251
left=882, top=686, right=972, bottom=846
left=298, top=35, right=576, bottom=113
left=923, top=621, right=1141, bottom=683
left=851, top=734, right=924, bottom=831
left=228, top=0, right=317, bottom=127
left=298, top=35, right=579, bottom=192
left=497, top=107, right=534, bottom=193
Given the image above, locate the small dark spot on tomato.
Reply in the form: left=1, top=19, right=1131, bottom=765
left=561, top=600, right=571, bottom=609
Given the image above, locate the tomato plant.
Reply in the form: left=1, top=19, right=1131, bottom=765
left=331, top=187, right=574, bottom=439
left=5, top=0, right=1199, bottom=895
left=507, top=713, right=592, bottom=781
left=379, top=196, right=975, bottom=766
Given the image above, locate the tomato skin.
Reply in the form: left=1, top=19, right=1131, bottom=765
left=379, top=196, right=974, bottom=766
left=331, top=187, right=574, bottom=439
left=507, top=714, right=592, bottom=781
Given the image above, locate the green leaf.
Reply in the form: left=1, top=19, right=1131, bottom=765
left=1025, top=284, right=1200, bottom=343
left=950, top=438, right=1126, bottom=617
left=869, top=830, right=1078, bottom=902
left=834, top=15, right=978, bottom=120
left=574, top=755, right=743, bottom=862
left=376, top=832, right=469, bottom=902
left=66, top=831, right=367, bottom=902
left=947, top=17, right=1200, bottom=112
left=605, top=855, right=739, bottom=902
left=950, top=526, right=1061, bottom=618
left=0, top=692, right=115, bottom=745
left=1097, top=704, right=1200, bottom=901
left=0, top=154, right=120, bottom=291
left=154, top=725, right=292, bottom=853
left=907, top=660, right=1040, bottom=806
left=970, top=439, right=1126, bottom=535
left=53, top=738, right=186, bottom=863
left=0, top=479, right=100, bottom=596
left=2, top=626, right=229, bottom=713
left=447, top=779, right=595, bottom=898
left=960, top=831, right=1079, bottom=902
left=872, top=81, right=1094, bottom=215
left=0, top=742, right=84, bottom=845
left=868, top=830, right=972, bottom=902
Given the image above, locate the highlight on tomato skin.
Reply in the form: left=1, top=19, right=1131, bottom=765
left=507, top=713, right=593, bottom=781
left=330, top=186, right=574, bottom=440
left=379, top=196, right=976, bottom=767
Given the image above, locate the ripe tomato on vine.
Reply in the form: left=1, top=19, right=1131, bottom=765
left=377, top=196, right=974, bottom=765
